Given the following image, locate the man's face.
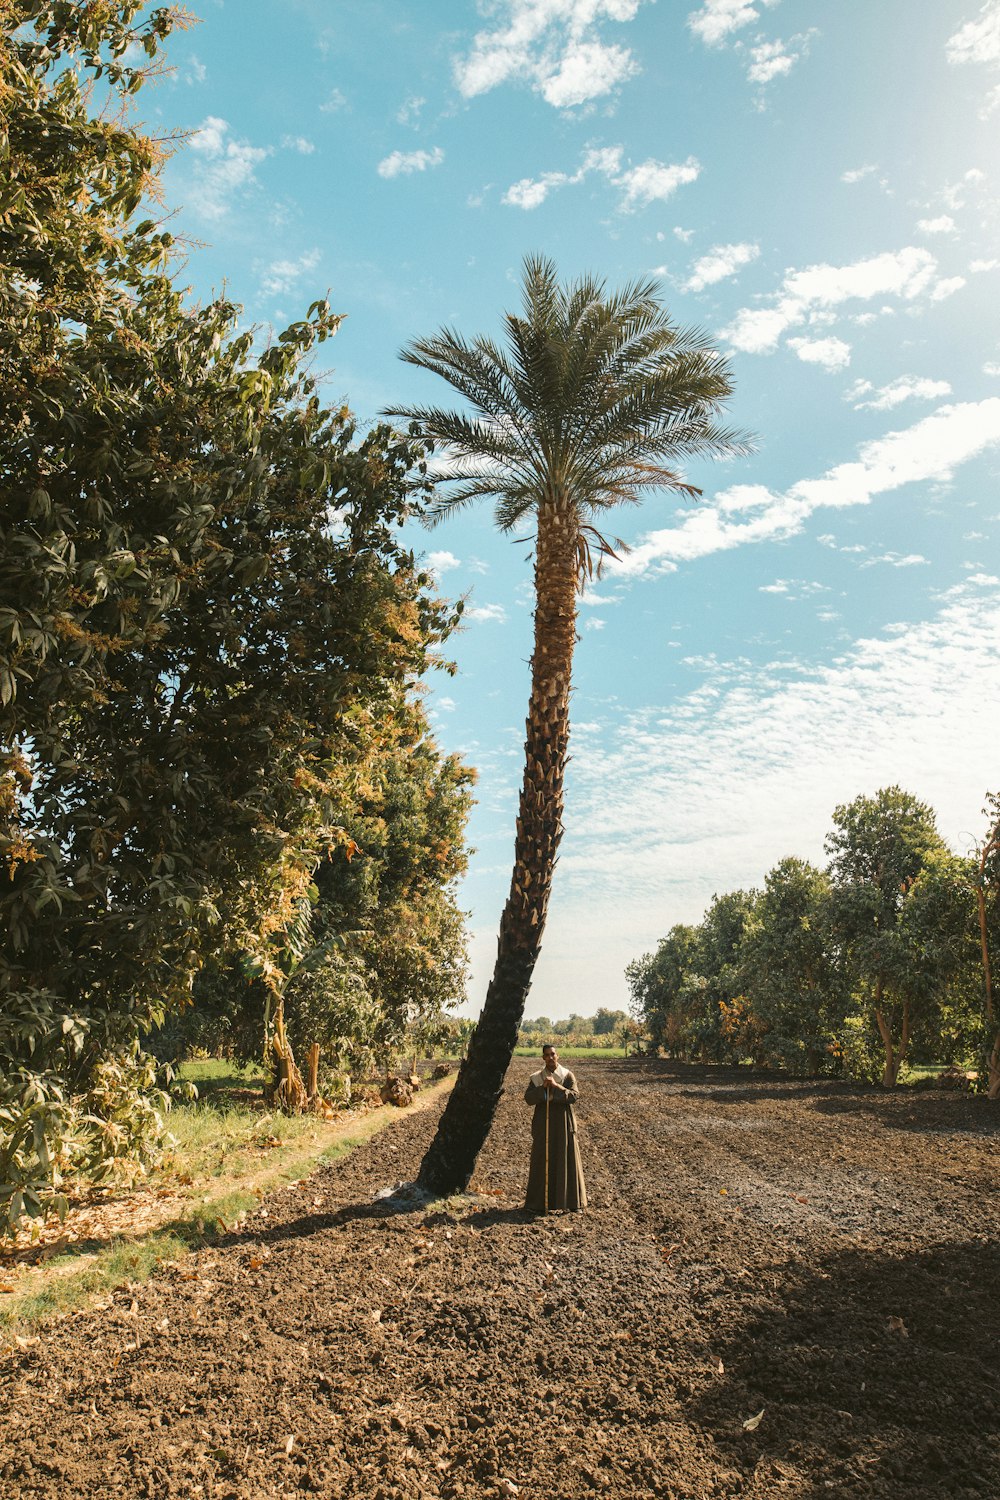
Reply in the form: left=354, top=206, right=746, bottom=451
left=543, top=1047, right=558, bottom=1071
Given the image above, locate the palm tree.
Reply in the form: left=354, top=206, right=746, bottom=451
left=387, top=255, right=749, bottom=1195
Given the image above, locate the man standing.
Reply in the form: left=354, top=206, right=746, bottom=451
left=524, top=1044, right=587, bottom=1212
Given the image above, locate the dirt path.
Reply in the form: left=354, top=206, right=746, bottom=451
left=2, top=1059, right=998, bottom=1500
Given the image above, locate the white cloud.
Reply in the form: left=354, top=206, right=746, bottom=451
left=722, top=246, right=953, bottom=355
left=917, top=214, right=957, bottom=234
left=454, top=0, right=644, bottom=109
left=396, top=95, right=426, bottom=126
left=841, top=163, right=878, bottom=184
left=185, top=116, right=270, bottom=219
left=930, top=275, right=966, bottom=300
left=259, top=249, right=321, bottom=297
left=503, top=145, right=698, bottom=212
left=860, top=551, right=929, bottom=568
left=282, top=135, right=316, bottom=155
left=688, top=0, right=780, bottom=47
left=683, top=241, right=759, bottom=292
left=946, top=2, right=1000, bottom=66
left=540, top=38, right=637, bottom=105
left=747, top=38, right=796, bottom=83
left=607, top=398, right=1000, bottom=577
left=465, top=602, right=508, bottom=623
left=787, top=335, right=852, bottom=371
left=674, top=226, right=695, bottom=242
left=185, top=54, right=206, bottom=85
left=585, top=617, right=606, bottom=630
left=617, top=155, right=701, bottom=209
left=971, top=258, right=999, bottom=272
left=985, top=361, right=1000, bottom=376
left=319, top=88, right=347, bottom=113
left=848, top=374, right=953, bottom=411
left=377, top=147, right=445, bottom=179
left=426, top=550, right=462, bottom=573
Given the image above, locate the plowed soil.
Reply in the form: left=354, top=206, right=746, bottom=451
left=2, top=1058, right=998, bottom=1500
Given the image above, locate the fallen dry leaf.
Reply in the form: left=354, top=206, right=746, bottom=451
left=887, top=1315, right=909, bottom=1338
left=742, top=1408, right=765, bottom=1431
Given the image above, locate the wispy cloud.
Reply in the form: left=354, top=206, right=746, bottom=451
left=504, top=145, right=699, bottom=211
left=747, top=36, right=800, bottom=84
left=396, top=95, right=426, bottom=126
left=282, top=135, right=316, bottom=155
left=454, top=0, right=645, bottom=109
left=259, top=249, right=321, bottom=297
left=185, top=116, right=271, bottom=219
left=465, top=602, right=508, bottom=624
left=607, top=398, right=1000, bottom=577
left=722, top=246, right=958, bottom=355
left=841, top=163, right=879, bottom=184
left=683, top=241, right=759, bottom=292
left=859, top=551, right=929, bottom=569
left=917, top=214, right=957, bottom=234
left=846, top=375, right=953, bottom=411
left=946, top=1, right=1000, bottom=115
left=377, top=146, right=445, bottom=179
left=946, top=1, right=1000, bottom=64
left=688, top=0, right=780, bottom=47
left=551, top=575, right=1000, bottom=971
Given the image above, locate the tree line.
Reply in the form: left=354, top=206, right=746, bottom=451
left=626, top=787, right=1000, bottom=1095
left=0, top=4, right=473, bottom=1233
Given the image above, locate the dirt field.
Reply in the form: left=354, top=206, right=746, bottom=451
left=2, top=1058, right=998, bottom=1500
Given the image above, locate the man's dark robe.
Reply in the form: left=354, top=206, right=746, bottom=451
left=524, top=1066, right=587, bottom=1212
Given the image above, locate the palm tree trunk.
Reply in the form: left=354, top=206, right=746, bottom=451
left=418, top=501, right=578, bottom=1195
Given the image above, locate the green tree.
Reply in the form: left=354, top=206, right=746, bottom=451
left=826, top=788, right=949, bottom=1087
left=0, top=2, right=453, bottom=1230
left=742, top=858, right=844, bottom=1075
left=592, top=1006, right=629, bottom=1036
left=389, top=255, right=747, bottom=1193
left=697, top=889, right=760, bottom=1062
left=626, top=923, right=701, bottom=1056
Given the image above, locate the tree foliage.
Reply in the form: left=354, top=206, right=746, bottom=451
left=0, top=3, right=461, bottom=1230
left=628, top=787, right=993, bottom=1089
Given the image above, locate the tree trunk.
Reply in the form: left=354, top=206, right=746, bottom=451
left=875, top=983, right=900, bottom=1089
left=306, top=1042, right=320, bottom=1099
left=418, top=500, right=579, bottom=1195
left=266, top=999, right=308, bottom=1113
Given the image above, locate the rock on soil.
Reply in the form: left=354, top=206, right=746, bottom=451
left=1, top=1059, right=999, bottom=1499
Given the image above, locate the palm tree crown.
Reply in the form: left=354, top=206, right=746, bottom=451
left=387, top=252, right=750, bottom=573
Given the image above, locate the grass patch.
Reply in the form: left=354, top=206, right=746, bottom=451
left=1, top=1070, right=452, bottom=1345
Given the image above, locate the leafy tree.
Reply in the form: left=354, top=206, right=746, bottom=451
left=592, top=1006, right=629, bottom=1035
left=0, top=2, right=452, bottom=1230
left=283, top=707, right=475, bottom=1083
left=696, top=889, right=760, bottom=1062
left=389, top=255, right=747, bottom=1192
left=626, top=923, right=702, bottom=1056
left=826, top=788, right=949, bottom=1087
left=742, top=858, right=845, bottom=1074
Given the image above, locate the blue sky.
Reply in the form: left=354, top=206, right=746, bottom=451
left=146, top=0, right=1000, bottom=1018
